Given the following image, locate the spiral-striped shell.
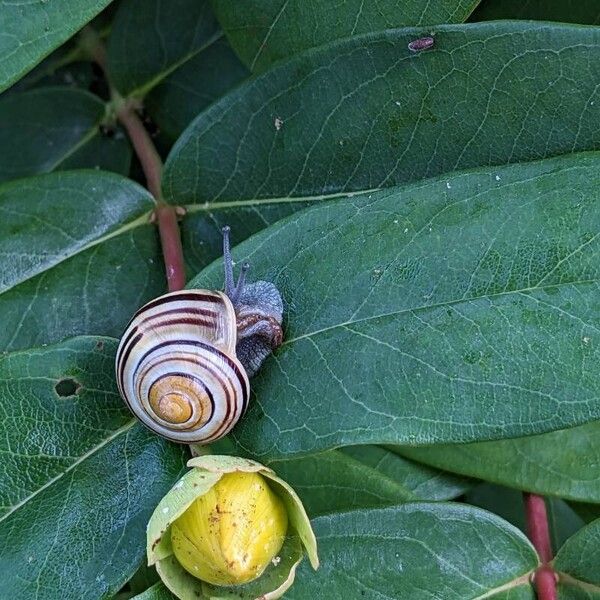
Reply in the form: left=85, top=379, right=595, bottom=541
left=115, top=289, right=250, bottom=444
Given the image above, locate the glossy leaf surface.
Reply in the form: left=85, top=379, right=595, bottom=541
left=555, top=519, right=600, bottom=599
left=164, top=22, right=600, bottom=206
left=107, top=0, right=220, bottom=97
left=0, top=0, right=113, bottom=93
left=187, top=154, right=600, bottom=458
left=145, top=37, right=248, bottom=144
left=0, top=336, right=187, bottom=600
left=272, top=445, right=471, bottom=516
left=0, top=171, right=164, bottom=351
left=211, top=0, right=479, bottom=72
left=285, top=504, right=537, bottom=599
left=400, top=421, right=600, bottom=503
left=0, top=88, right=130, bottom=182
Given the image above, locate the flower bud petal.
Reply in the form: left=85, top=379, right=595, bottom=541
left=171, top=471, right=288, bottom=586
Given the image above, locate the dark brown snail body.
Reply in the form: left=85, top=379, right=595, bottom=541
left=115, top=227, right=283, bottom=444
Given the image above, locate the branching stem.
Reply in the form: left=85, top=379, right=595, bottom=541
left=523, top=493, right=558, bottom=600
left=84, top=26, right=186, bottom=292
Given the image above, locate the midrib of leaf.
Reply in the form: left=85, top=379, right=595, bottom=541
left=0, top=416, right=136, bottom=523
left=471, top=572, right=533, bottom=599
left=282, top=278, right=598, bottom=346
left=0, top=209, right=153, bottom=297
left=130, top=30, right=224, bottom=99
left=557, top=573, right=600, bottom=594
left=182, top=187, right=379, bottom=213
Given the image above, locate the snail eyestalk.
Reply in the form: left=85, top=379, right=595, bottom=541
left=222, top=226, right=235, bottom=298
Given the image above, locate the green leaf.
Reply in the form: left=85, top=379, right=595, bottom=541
left=344, top=446, right=472, bottom=500
left=0, top=170, right=165, bottom=352
left=0, top=336, right=124, bottom=517
left=107, top=0, right=220, bottom=97
left=145, top=37, right=248, bottom=144
left=271, top=446, right=471, bottom=516
left=471, top=0, right=600, bottom=25
left=555, top=519, right=600, bottom=599
left=399, top=421, right=600, bottom=503
left=164, top=22, right=600, bottom=206
left=211, top=0, right=480, bottom=73
left=0, top=336, right=187, bottom=600
left=187, top=153, right=600, bottom=459
left=284, top=504, right=537, bottom=599
left=466, top=484, right=586, bottom=553
left=0, top=88, right=131, bottom=182
left=0, top=0, right=113, bottom=93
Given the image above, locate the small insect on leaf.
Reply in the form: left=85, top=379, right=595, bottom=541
left=408, top=36, right=435, bottom=52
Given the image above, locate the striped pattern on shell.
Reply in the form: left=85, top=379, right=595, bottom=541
left=115, top=289, right=250, bottom=444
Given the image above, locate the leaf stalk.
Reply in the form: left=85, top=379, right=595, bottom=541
left=524, top=493, right=558, bottom=600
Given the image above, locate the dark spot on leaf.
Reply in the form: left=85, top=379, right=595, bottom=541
left=55, top=378, right=81, bottom=397
left=95, top=340, right=104, bottom=350
left=151, top=537, right=162, bottom=551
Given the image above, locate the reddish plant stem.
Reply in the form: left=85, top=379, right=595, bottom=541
left=85, top=27, right=187, bottom=292
left=116, top=103, right=186, bottom=291
left=523, top=493, right=558, bottom=600
left=115, top=102, right=164, bottom=202
left=155, top=204, right=187, bottom=292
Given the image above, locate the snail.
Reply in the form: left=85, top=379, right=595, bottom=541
left=115, top=227, right=283, bottom=444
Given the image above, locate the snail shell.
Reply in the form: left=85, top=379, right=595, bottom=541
left=115, top=289, right=250, bottom=444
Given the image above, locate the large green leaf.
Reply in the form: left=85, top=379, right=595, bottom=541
left=398, top=421, right=600, bottom=503
left=555, top=519, right=600, bottom=599
left=187, top=153, right=600, bottom=459
left=471, top=0, right=600, bottom=24
left=164, top=22, right=600, bottom=206
left=0, top=0, right=114, bottom=93
left=0, top=336, right=187, bottom=600
left=285, top=504, right=537, bottom=599
left=145, top=37, right=248, bottom=144
left=211, top=0, right=479, bottom=73
left=0, top=170, right=164, bottom=351
left=107, top=0, right=220, bottom=97
left=0, top=87, right=130, bottom=182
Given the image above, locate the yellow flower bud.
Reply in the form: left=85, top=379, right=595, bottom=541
left=170, top=471, right=288, bottom=586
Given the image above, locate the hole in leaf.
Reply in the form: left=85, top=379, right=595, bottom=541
left=55, top=378, right=81, bottom=397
